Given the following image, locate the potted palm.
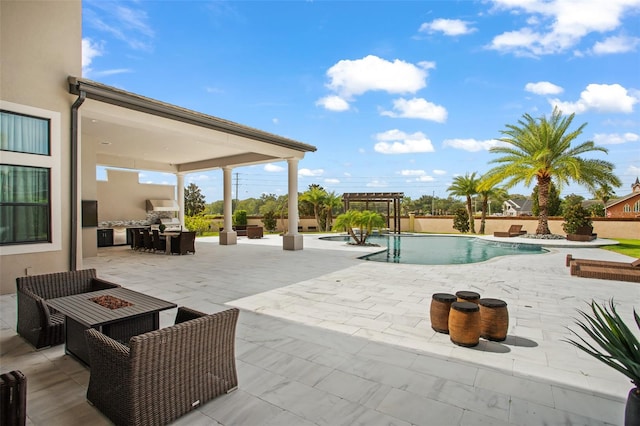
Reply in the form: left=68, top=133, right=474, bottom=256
left=565, top=300, right=639, bottom=426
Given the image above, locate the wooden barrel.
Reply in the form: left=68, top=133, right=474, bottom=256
left=448, top=301, right=480, bottom=347
left=479, top=298, right=509, bottom=341
left=456, top=290, right=480, bottom=304
left=430, top=293, right=457, bottom=334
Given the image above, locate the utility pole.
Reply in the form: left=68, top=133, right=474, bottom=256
left=432, top=191, right=435, bottom=216
left=234, top=172, right=239, bottom=212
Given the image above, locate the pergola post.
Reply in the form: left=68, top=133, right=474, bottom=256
left=219, top=167, right=237, bottom=245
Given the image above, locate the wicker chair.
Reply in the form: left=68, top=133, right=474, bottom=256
left=152, top=229, right=167, bottom=253
left=16, top=269, right=120, bottom=349
left=142, top=229, right=154, bottom=252
left=170, top=231, right=196, bottom=255
left=493, top=224, right=526, bottom=237
left=572, top=264, right=640, bottom=283
left=85, top=307, right=239, bottom=426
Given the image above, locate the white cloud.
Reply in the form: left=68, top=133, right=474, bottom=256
left=419, top=19, right=476, bottom=36
left=85, top=3, right=154, bottom=51
left=82, top=38, right=103, bottom=76
left=324, top=178, right=340, bottom=184
left=323, top=55, right=434, bottom=99
left=549, top=83, right=637, bottom=114
left=264, top=163, right=284, bottom=172
left=443, top=138, right=501, bottom=152
left=487, top=0, right=640, bottom=56
left=591, top=35, right=640, bottom=55
left=316, top=95, right=350, bottom=111
left=525, top=81, right=564, bottom=95
left=381, top=97, right=448, bottom=123
left=416, top=175, right=435, bottom=182
left=433, top=169, right=447, bottom=175
left=627, top=165, right=640, bottom=176
left=344, top=172, right=352, bottom=177
left=188, top=174, right=210, bottom=182
left=593, top=132, right=639, bottom=145
left=299, top=168, right=324, bottom=177
left=400, top=170, right=426, bottom=176
left=366, top=180, right=388, bottom=188
left=272, top=118, right=279, bottom=124
left=374, top=130, right=435, bottom=154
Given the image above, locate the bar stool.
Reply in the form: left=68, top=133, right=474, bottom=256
left=448, top=301, right=480, bottom=347
left=456, top=290, right=480, bottom=304
left=430, top=293, right=457, bottom=334
left=479, top=298, right=509, bottom=341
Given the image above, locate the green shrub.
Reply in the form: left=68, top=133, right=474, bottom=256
left=562, top=204, right=592, bottom=234
left=233, top=210, right=247, bottom=226
left=184, top=215, right=210, bottom=236
left=453, top=208, right=470, bottom=233
left=262, top=211, right=277, bottom=232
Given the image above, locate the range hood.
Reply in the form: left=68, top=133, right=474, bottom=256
left=146, top=199, right=179, bottom=212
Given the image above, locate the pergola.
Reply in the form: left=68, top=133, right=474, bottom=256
left=342, top=192, right=404, bottom=234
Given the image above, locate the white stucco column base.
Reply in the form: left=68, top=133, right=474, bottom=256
left=219, top=230, right=237, bottom=245
left=283, top=234, right=303, bottom=251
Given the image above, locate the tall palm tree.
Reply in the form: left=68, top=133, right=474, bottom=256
left=447, top=172, right=480, bottom=234
left=300, top=186, right=327, bottom=230
left=482, top=108, right=621, bottom=234
left=592, top=184, right=616, bottom=217
left=323, top=191, right=343, bottom=231
left=477, top=180, right=507, bottom=234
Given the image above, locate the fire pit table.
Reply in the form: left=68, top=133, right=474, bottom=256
left=46, top=287, right=176, bottom=366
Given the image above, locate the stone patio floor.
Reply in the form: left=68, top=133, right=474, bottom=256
left=1, top=233, right=638, bottom=425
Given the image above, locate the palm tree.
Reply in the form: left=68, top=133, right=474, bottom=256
left=482, top=108, right=621, bottom=234
left=323, top=191, right=343, bottom=231
left=477, top=180, right=507, bottom=234
left=300, top=186, right=327, bottom=230
left=592, top=184, right=617, bottom=217
left=447, top=172, right=480, bottom=234
left=333, top=210, right=385, bottom=245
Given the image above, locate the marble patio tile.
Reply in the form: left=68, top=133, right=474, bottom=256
left=198, top=389, right=284, bottom=425
left=317, top=320, right=361, bottom=334
left=431, top=378, right=511, bottom=423
left=410, top=353, right=479, bottom=386
left=314, top=369, right=392, bottom=408
left=508, top=396, right=619, bottom=426
left=460, top=410, right=512, bottom=426
left=262, top=410, right=317, bottom=426
left=348, top=408, right=412, bottom=426
left=376, top=387, right=464, bottom=426
left=356, top=341, right=418, bottom=368
left=346, top=315, right=392, bottom=331
left=551, top=386, right=627, bottom=424
left=375, top=312, right=424, bottom=328
left=172, top=409, right=223, bottom=426
left=235, top=360, right=291, bottom=398
left=474, top=368, right=554, bottom=407
left=512, top=359, right=590, bottom=392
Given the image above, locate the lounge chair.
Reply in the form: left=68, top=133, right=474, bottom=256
left=567, top=254, right=640, bottom=277
left=572, top=264, right=640, bottom=283
left=493, top=225, right=526, bottom=237
left=565, top=254, right=640, bottom=268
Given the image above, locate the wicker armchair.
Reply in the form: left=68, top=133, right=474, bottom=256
left=170, top=231, right=196, bottom=255
left=85, top=307, right=239, bottom=426
left=16, top=269, right=120, bottom=349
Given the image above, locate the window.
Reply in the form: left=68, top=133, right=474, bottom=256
left=0, top=101, right=60, bottom=254
left=634, top=200, right=640, bottom=213
left=623, top=204, right=630, bottom=213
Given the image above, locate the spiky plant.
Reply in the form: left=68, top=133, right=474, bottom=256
left=565, top=299, right=640, bottom=390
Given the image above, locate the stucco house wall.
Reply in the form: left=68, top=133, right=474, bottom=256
left=0, top=0, right=82, bottom=295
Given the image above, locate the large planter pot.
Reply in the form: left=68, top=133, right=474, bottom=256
left=626, top=388, right=640, bottom=426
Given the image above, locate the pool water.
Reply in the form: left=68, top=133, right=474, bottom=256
left=321, top=234, right=545, bottom=265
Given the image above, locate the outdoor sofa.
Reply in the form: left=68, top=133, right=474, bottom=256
left=16, top=269, right=120, bottom=349
left=85, top=307, right=239, bottom=426
left=571, top=263, right=640, bottom=283
left=493, top=224, right=527, bottom=237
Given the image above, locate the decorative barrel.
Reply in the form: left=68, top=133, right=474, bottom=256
left=448, top=301, right=481, bottom=347
left=479, top=298, right=509, bottom=341
left=456, top=291, right=481, bottom=304
left=430, top=293, right=457, bottom=334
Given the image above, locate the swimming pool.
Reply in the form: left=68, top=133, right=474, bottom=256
left=320, top=234, right=546, bottom=265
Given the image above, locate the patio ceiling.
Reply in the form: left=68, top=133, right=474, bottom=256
left=69, top=77, right=317, bottom=174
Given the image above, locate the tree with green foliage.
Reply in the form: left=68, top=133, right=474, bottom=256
left=482, top=108, right=621, bottom=234
left=532, top=182, right=561, bottom=216
left=477, top=179, right=507, bottom=234
left=562, top=204, right=593, bottom=235
left=184, top=183, right=206, bottom=216
left=452, top=208, right=470, bottom=233
left=592, top=183, right=617, bottom=217
left=447, top=172, right=480, bottom=234
left=323, top=191, right=343, bottom=231
left=333, top=210, right=385, bottom=245
left=300, top=185, right=328, bottom=231
left=261, top=210, right=277, bottom=232
left=184, top=215, right=210, bottom=235
left=561, top=193, right=585, bottom=215
left=233, top=209, right=247, bottom=226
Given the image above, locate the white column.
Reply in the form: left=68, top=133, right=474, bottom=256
left=283, top=158, right=303, bottom=250
left=176, top=173, right=185, bottom=228
left=220, top=166, right=237, bottom=245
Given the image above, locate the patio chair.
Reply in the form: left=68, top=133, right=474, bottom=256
left=142, top=229, right=154, bottom=252
left=565, top=254, right=640, bottom=268
left=572, top=264, right=640, bottom=283
left=170, top=231, right=196, bottom=255
left=152, top=229, right=167, bottom=252
left=16, top=269, right=120, bottom=349
left=493, top=224, right=526, bottom=237
left=85, top=307, right=239, bottom=426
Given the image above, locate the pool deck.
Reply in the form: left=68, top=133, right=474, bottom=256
left=1, top=233, right=638, bottom=425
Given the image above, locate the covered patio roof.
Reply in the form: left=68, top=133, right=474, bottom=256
left=68, top=76, right=317, bottom=174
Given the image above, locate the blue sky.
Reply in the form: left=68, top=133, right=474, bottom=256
left=84, top=0, right=640, bottom=203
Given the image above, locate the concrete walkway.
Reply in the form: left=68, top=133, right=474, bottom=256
left=1, top=233, right=638, bottom=425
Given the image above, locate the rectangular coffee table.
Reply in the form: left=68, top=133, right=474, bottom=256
left=47, top=287, right=177, bottom=366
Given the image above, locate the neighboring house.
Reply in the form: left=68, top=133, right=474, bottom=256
left=0, top=1, right=315, bottom=294
left=502, top=199, right=533, bottom=216
left=605, top=178, right=640, bottom=218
